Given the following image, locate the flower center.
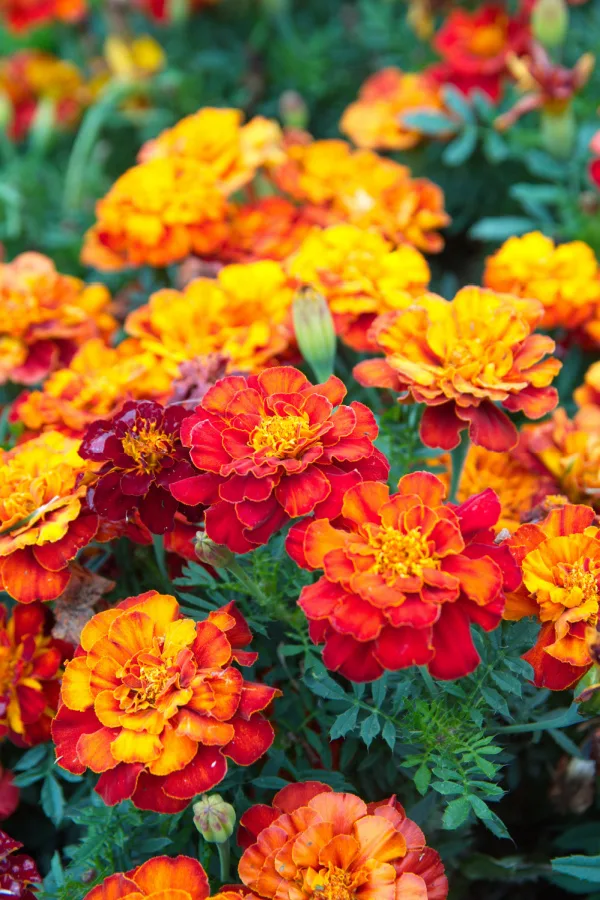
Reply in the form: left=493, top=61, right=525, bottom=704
left=468, top=23, right=506, bottom=57
left=313, top=866, right=356, bottom=900
left=369, top=525, right=438, bottom=582
left=558, top=558, right=600, bottom=608
left=117, top=650, right=176, bottom=711
left=121, top=423, right=175, bottom=473
left=251, top=414, right=313, bottom=458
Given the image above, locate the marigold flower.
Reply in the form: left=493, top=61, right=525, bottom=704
left=506, top=504, right=600, bottom=689
left=53, top=592, right=279, bottom=813
left=574, top=359, right=600, bottom=411
left=238, top=781, right=448, bottom=900
left=354, top=287, right=561, bottom=451
left=484, top=231, right=600, bottom=332
left=171, top=366, right=389, bottom=554
left=125, top=262, right=294, bottom=374
left=0, top=602, right=71, bottom=747
left=136, top=0, right=220, bottom=21
left=81, top=156, right=228, bottom=271
left=287, top=224, right=430, bottom=350
left=0, top=253, right=114, bottom=387
left=590, top=129, right=600, bottom=190
left=340, top=67, right=445, bottom=151
left=288, top=472, right=520, bottom=681
left=0, top=432, right=98, bottom=604
left=82, top=854, right=242, bottom=900
left=0, top=766, right=18, bottom=821
left=79, top=400, right=196, bottom=535
left=0, top=0, right=84, bottom=31
left=0, top=830, right=41, bottom=899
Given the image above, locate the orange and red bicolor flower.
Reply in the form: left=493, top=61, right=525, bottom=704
left=0, top=602, right=71, bottom=747
left=0, top=431, right=99, bottom=604
left=79, top=400, right=198, bottom=535
left=0, top=830, right=41, bottom=899
left=170, top=366, right=389, bottom=554
left=354, top=288, right=561, bottom=452
left=505, top=504, right=600, bottom=690
left=287, top=472, right=521, bottom=681
left=0, top=0, right=85, bottom=32
left=52, top=591, right=279, bottom=813
left=238, top=781, right=448, bottom=900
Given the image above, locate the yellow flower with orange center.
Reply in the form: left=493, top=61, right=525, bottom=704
left=287, top=224, right=430, bottom=350
left=484, top=231, right=600, bottom=331
left=0, top=252, right=114, bottom=385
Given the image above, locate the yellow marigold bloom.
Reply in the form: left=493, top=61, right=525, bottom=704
left=81, top=157, right=228, bottom=271
left=287, top=224, right=430, bottom=350
left=0, top=253, right=114, bottom=386
left=484, top=231, right=600, bottom=331
left=138, top=107, right=284, bottom=195
left=340, top=67, right=445, bottom=150
left=13, top=338, right=171, bottom=437
left=126, top=260, right=294, bottom=374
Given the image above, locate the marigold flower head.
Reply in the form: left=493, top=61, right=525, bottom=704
left=0, top=0, right=84, bottom=31
left=574, top=359, right=600, bottom=411
left=287, top=224, right=430, bottom=351
left=125, top=261, right=294, bottom=374
left=354, top=287, right=561, bottom=452
left=83, top=857, right=249, bottom=900
left=506, top=504, right=600, bottom=689
left=81, top=156, right=228, bottom=271
left=53, top=592, right=278, bottom=812
left=170, top=366, right=389, bottom=554
left=238, top=781, right=448, bottom=900
left=0, top=602, right=71, bottom=747
left=484, top=231, right=600, bottom=332
left=0, top=766, right=19, bottom=821
left=288, top=472, right=520, bottom=681
left=0, top=431, right=98, bottom=604
left=340, top=67, right=445, bottom=151
left=0, top=830, right=41, bottom=899
left=0, top=252, right=114, bottom=386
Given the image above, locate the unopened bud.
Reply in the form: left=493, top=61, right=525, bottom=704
left=193, top=794, right=236, bottom=843
left=194, top=532, right=235, bottom=569
left=279, top=91, right=308, bottom=130
left=29, top=97, right=55, bottom=154
left=541, top=104, right=575, bottom=159
left=531, top=0, right=569, bottom=49
left=292, top=287, right=337, bottom=385
left=574, top=665, right=600, bottom=714
left=167, top=0, right=189, bottom=24
left=0, top=92, right=13, bottom=135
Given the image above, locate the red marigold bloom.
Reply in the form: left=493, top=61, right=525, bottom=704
left=0, top=766, right=19, bottom=821
left=0, top=830, right=41, bottom=899
left=354, top=288, right=561, bottom=452
left=506, top=505, right=600, bottom=690
left=79, top=400, right=197, bottom=535
left=170, top=367, right=389, bottom=554
left=287, top=472, right=521, bottom=681
left=52, top=591, right=279, bottom=813
left=0, top=0, right=84, bottom=32
left=0, top=602, right=71, bottom=747
left=238, top=781, right=448, bottom=900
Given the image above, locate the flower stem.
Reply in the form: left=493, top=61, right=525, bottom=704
left=227, top=560, right=263, bottom=602
left=449, top=432, right=470, bottom=503
left=217, top=840, right=231, bottom=883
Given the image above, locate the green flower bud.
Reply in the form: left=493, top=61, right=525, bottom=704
left=574, top=666, right=600, bottom=715
left=279, top=91, right=308, bottom=130
left=193, top=794, right=236, bottom=844
left=194, top=532, right=235, bottom=569
left=531, top=0, right=569, bottom=49
left=292, top=287, right=337, bottom=385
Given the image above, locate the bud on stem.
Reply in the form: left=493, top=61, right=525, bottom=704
left=292, top=287, right=337, bottom=385
left=531, top=0, right=569, bottom=50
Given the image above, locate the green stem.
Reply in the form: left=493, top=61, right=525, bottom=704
left=152, top=534, right=170, bottom=587
left=449, top=431, right=470, bottom=503
left=217, top=840, right=231, bottom=883
left=227, top=560, right=264, bottom=602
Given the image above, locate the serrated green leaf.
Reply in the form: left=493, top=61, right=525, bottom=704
left=371, top=672, right=387, bottom=708
left=304, top=672, right=348, bottom=701
left=481, top=687, right=512, bottom=719
left=469, top=796, right=511, bottom=840
left=442, top=797, right=471, bottom=830
left=360, top=714, right=381, bottom=748
left=382, top=720, right=396, bottom=751
left=414, top=763, right=431, bottom=796
left=432, top=781, right=463, bottom=796
left=330, top=705, right=359, bottom=739
left=490, top=670, right=522, bottom=696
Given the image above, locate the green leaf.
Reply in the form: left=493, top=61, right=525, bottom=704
left=401, top=111, right=458, bottom=136
left=481, top=687, right=512, bottom=719
left=469, top=796, right=511, bottom=841
left=414, top=763, right=431, bottom=796
left=490, top=670, right=522, bottom=696
left=441, top=85, right=475, bottom=123
left=382, top=720, right=396, bottom=752
left=442, top=126, right=478, bottom=167
left=371, top=672, right=387, bottom=708
left=14, top=744, right=48, bottom=771
left=252, top=776, right=290, bottom=790
left=442, top=797, right=471, bottom=830
left=432, top=781, right=463, bottom=796
left=330, top=705, right=359, bottom=740
left=469, top=217, right=536, bottom=242
left=304, top=672, right=348, bottom=701
left=499, top=703, right=583, bottom=734
left=41, top=773, right=65, bottom=826
left=551, top=856, right=600, bottom=884
left=483, top=130, right=510, bottom=163
left=360, top=714, right=381, bottom=748
left=49, top=851, right=65, bottom=888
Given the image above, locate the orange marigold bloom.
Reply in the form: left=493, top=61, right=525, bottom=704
left=484, top=231, right=600, bottom=332
left=354, top=288, right=561, bottom=452
left=0, top=252, right=114, bottom=386
left=0, top=0, right=84, bottom=32
left=0, top=432, right=98, bottom=604
left=0, top=602, right=71, bottom=747
left=340, top=67, right=445, bottom=151
left=574, top=360, right=600, bottom=411
left=81, top=156, right=228, bottom=271
left=238, top=781, right=448, bottom=900
left=138, top=107, right=284, bottom=194
left=506, top=504, right=600, bottom=689
left=125, top=261, right=294, bottom=374
left=83, top=854, right=244, bottom=900
left=287, top=224, right=430, bottom=351
left=52, top=592, right=279, bottom=813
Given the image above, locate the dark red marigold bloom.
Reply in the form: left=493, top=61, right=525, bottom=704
left=170, top=366, right=389, bottom=554
left=287, top=472, right=521, bottom=681
left=79, top=400, right=197, bottom=535
left=0, top=830, right=41, bottom=899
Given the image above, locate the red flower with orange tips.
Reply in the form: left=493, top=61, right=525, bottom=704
left=354, top=288, right=561, bottom=452
left=52, top=591, right=278, bottom=813
left=79, top=400, right=197, bottom=535
left=0, top=0, right=85, bottom=32
left=506, top=504, right=600, bottom=690
left=238, top=781, right=448, bottom=900
left=287, top=472, right=520, bottom=681
left=0, top=830, right=41, bottom=899
left=0, top=602, right=71, bottom=747
left=170, top=367, right=389, bottom=554
left=82, top=855, right=244, bottom=900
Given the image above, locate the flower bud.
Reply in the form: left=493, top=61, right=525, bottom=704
left=195, top=533, right=235, bottom=569
left=279, top=91, right=308, bottom=130
left=531, top=0, right=569, bottom=49
left=193, top=794, right=236, bottom=843
left=0, top=91, right=13, bottom=135
left=292, top=287, right=337, bottom=384
left=541, top=104, right=575, bottom=159
left=574, top=665, right=600, bottom=714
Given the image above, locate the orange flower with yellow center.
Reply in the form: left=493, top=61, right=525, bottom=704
left=287, top=224, right=430, bottom=351
left=484, top=231, right=600, bottom=332
left=81, top=156, right=228, bottom=271
left=0, top=0, right=85, bottom=33
left=0, top=432, right=98, bottom=603
left=125, top=260, right=294, bottom=374
left=0, top=252, right=114, bottom=385
left=506, top=504, right=600, bottom=689
left=52, top=592, right=279, bottom=813
left=354, top=287, right=561, bottom=452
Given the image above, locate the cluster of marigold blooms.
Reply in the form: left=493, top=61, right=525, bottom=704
left=0, top=0, right=219, bottom=32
